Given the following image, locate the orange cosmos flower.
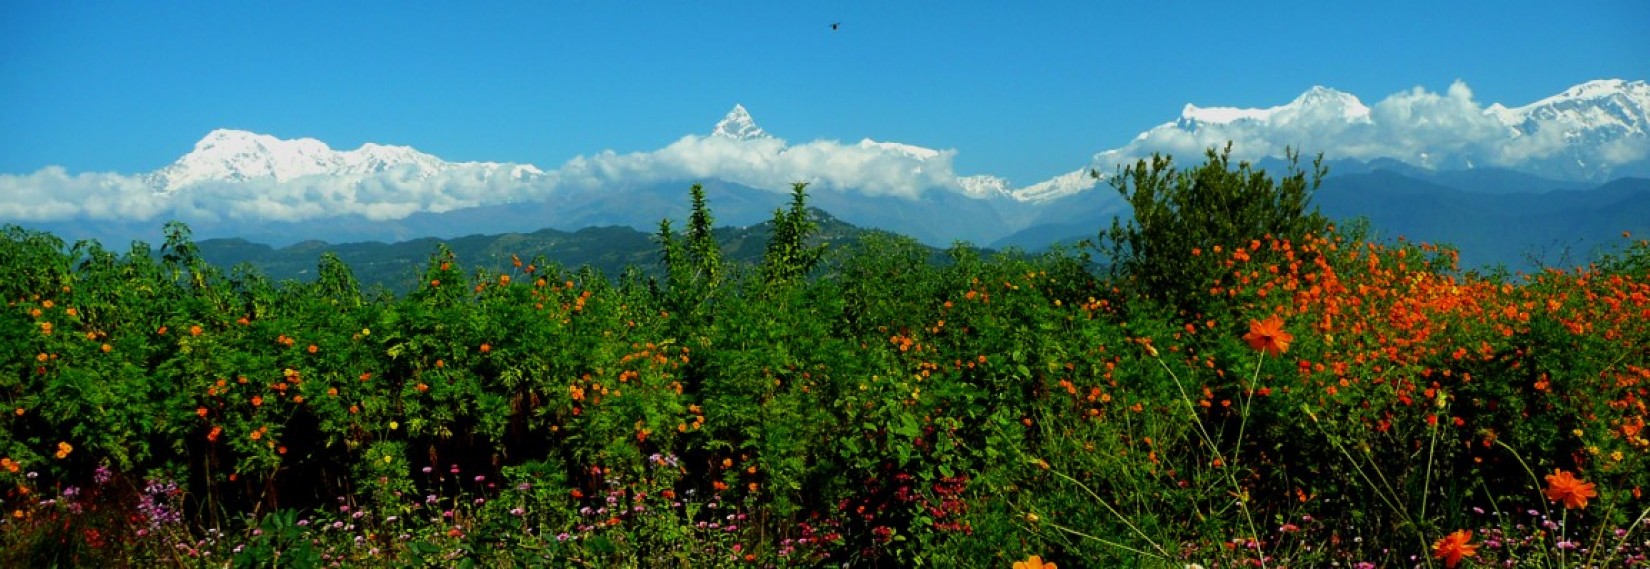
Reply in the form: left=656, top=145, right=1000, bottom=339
left=1431, top=529, right=1477, bottom=568
left=1544, top=469, right=1597, bottom=510
left=1243, top=315, right=1293, bottom=356
left=1014, top=555, right=1058, bottom=569
left=55, top=442, right=73, bottom=459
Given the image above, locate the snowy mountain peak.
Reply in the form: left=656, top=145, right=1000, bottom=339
left=1288, top=86, right=1371, bottom=121
left=1009, top=168, right=1099, bottom=203
left=1535, top=79, right=1648, bottom=105
left=1180, top=86, right=1370, bottom=126
left=1498, top=78, right=1650, bottom=146
left=145, top=130, right=535, bottom=191
left=713, top=104, right=770, bottom=141
left=956, top=174, right=1013, bottom=199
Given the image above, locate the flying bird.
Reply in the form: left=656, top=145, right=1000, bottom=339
left=830, top=22, right=840, bottom=31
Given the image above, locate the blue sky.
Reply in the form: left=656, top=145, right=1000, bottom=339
left=2, top=1, right=1646, bottom=184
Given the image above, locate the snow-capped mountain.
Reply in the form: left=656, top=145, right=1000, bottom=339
left=1483, top=79, right=1650, bottom=179
left=1063, top=78, right=1650, bottom=202
left=144, top=129, right=543, bottom=192
left=1177, top=86, right=1373, bottom=128
left=1491, top=79, right=1650, bottom=139
left=1009, top=169, right=1099, bottom=203
left=124, top=79, right=1650, bottom=209
left=712, top=104, right=771, bottom=141
left=956, top=174, right=1013, bottom=199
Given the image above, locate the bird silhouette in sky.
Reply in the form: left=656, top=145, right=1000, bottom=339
left=830, top=22, right=840, bottom=31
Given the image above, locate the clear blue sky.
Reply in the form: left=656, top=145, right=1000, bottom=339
left=2, top=1, right=1646, bottom=184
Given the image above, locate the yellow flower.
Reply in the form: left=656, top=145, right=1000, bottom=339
left=54, top=442, right=72, bottom=460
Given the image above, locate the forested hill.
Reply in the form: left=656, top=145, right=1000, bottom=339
left=193, top=208, right=916, bottom=294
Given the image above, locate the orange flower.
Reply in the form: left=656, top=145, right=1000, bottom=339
left=1545, top=469, right=1598, bottom=510
left=1014, top=555, right=1058, bottom=569
left=1243, top=315, right=1293, bottom=356
left=1431, top=529, right=1477, bottom=568
left=251, top=395, right=263, bottom=407
left=55, top=441, right=73, bottom=459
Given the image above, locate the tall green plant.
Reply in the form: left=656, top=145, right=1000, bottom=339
left=760, top=183, right=827, bottom=287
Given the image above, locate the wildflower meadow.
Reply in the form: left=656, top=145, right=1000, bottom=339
left=3, top=152, right=1649, bottom=567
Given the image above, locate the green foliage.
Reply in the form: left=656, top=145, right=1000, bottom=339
left=1096, top=143, right=1329, bottom=313
left=2, top=173, right=1648, bottom=567
left=760, top=183, right=828, bottom=287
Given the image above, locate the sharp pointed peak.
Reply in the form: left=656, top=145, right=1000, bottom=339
left=713, top=104, right=770, bottom=141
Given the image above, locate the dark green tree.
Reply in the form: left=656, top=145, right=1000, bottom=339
left=1095, top=143, right=1329, bottom=312
left=686, top=183, right=723, bottom=286
left=760, top=183, right=828, bottom=286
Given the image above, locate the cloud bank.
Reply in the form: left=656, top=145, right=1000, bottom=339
left=3, top=80, right=1645, bottom=223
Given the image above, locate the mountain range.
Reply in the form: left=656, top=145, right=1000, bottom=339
left=3, top=79, right=1648, bottom=271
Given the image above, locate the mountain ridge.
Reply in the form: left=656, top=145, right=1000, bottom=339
left=116, top=78, right=1650, bottom=204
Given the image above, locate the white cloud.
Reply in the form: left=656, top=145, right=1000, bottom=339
left=555, top=134, right=964, bottom=199
left=0, top=167, right=169, bottom=221
left=0, top=164, right=553, bottom=224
